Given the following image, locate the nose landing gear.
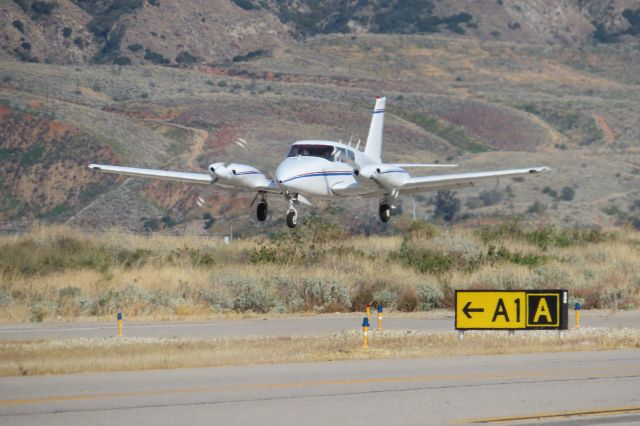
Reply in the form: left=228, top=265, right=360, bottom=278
left=286, top=209, right=298, bottom=228
left=286, top=197, right=299, bottom=228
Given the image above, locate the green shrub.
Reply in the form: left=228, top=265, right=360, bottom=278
left=127, top=43, right=143, bottom=52
left=372, top=290, right=397, bottom=309
left=592, top=22, right=618, bottom=44
left=113, top=56, right=131, bottom=65
left=232, top=0, right=258, bottom=10
left=416, top=283, right=444, bottom=310
left=30, top=302, right=54, bottom=322
left=12, top=0, right=29, bottom=13
left=20, top=143, right=44, bottom=166
left=560, top=186, right=575, bottom=201
left=144, top=49, right=170, bottom=64
left=300, top=278, right=350, bottom=311
left=228, top=278, right=279, bottom=313
left=12, top=20, right=25, bottom=34
left=62, top=27, right=72, bottom=38
left=0, top=236, right=155, bottom=276
left=196, top=285, right=233, bottom=311
left=58, top=286, right=81, bottom=298
left=433, top=190, right=460, bottom=222
left=175, top=51, right=199, bottom=65
left=84, top=0, right=144, bottom=38
left=232, top=49, right=269, bottom=62
left=479, top=189, right=504, bottom=206
left=91, top=284, right=169, bottom=316
left=31, top=1, right=58, bottom=18
left=526, top=201, right=546, bottom=215
left=271, top=276, right=303, bottom=311
left=0, top=290, right=13, bottom=306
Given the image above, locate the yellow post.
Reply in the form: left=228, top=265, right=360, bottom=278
left=575, top=302, right=581, bottom=329
left=362, top=317, right=369, bottom=348
left=377, top=305, right=383, bottom=331
left=117, top=311, right=123, bottom=337
left=365, top=304, right=371, bottom=318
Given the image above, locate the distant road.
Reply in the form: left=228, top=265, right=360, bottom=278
left=0, top=310, right=638, bottom=340
left=1, top=349, right=639, bottom=425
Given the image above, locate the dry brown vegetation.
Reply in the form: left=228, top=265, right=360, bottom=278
left=2, top=328, right=640, bottom=376
left=0, top=222, right=638, bottom=323
left=2, top=28, right=640, bottom=230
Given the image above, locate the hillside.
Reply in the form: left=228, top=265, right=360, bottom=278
left=2, top=0, right=640, bottom=66
left=0, top=0, right=640, bottom=231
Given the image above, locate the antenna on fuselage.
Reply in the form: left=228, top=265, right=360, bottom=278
left=355, top=139, right=361, bottom=151
left=348, top=134, right=353, bottom=146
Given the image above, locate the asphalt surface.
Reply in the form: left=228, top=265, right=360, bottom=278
left=1, top=310, right=638, bottom=340
left=1, top=349, right=639, bottom=425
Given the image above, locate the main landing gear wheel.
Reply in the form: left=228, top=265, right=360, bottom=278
left=379, top=204, right=391, bottom=223
left=286, top=210, right=298, bottom=228
left=256, top=202, right=268, bottom=222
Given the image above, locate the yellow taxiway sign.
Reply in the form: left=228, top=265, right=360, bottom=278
left=455, top=290, right=568, bottom=330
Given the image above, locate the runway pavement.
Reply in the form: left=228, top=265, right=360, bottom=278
left=1, top=349, right=639, bottom=425
left=0, top=309, right=638, bottom=340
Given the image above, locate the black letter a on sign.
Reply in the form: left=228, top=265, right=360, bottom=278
left=492, top=298, right=510, bottom=322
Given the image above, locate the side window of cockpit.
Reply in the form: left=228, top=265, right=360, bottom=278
left=333, top=148, right=354, bottom=162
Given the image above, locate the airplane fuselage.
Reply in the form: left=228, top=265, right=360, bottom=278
left=274, top=140, right=389, bottom=199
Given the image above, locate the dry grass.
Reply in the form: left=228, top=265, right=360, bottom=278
left=1, top=224, right=639, bottom=322
left=2, top=328, right=639, bottom=377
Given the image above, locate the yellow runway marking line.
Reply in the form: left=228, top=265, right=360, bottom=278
left=453, top=406, right=640, bottom=424
left=1, top=365, right=638, bottom=407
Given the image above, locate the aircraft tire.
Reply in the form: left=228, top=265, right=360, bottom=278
left=286, top=210, right=297, bottom=228
left=379, top=204, right=391, bottom=223
left=256, top=202, right=268, bottom=221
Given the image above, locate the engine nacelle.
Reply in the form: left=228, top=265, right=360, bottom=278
left=208, top=162, right=229, bottom=180
left=207, top=162, right=269, bottom=190
left=355, top=165, right=409, bottom=189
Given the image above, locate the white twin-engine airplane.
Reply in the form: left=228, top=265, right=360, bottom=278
left=89, top=97, right=549, bottom=228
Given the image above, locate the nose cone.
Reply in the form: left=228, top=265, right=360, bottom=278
left=276, top=157, right=323, bottom=194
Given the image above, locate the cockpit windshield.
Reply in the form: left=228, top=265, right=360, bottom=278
left=287, top=145, right=335, bottom=161
left=287, top=145, right=355, bottom=162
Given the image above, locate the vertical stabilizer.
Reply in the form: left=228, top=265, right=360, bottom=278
left=364, top=97, right=386, bottom=161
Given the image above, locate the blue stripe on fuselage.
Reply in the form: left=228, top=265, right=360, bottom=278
left=281, top=171, right=353, bottom=183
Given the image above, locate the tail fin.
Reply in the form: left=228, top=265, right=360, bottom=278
left=364, top=97, right=386, bottom=162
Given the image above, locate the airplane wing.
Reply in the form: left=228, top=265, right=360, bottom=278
left=89, top=164, right=214, bottom=184
left=400, top=166, right=550, bottom=193
left=89, top=163, right=280, bottom=193
left=388, top=163, right=458, bottom=168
